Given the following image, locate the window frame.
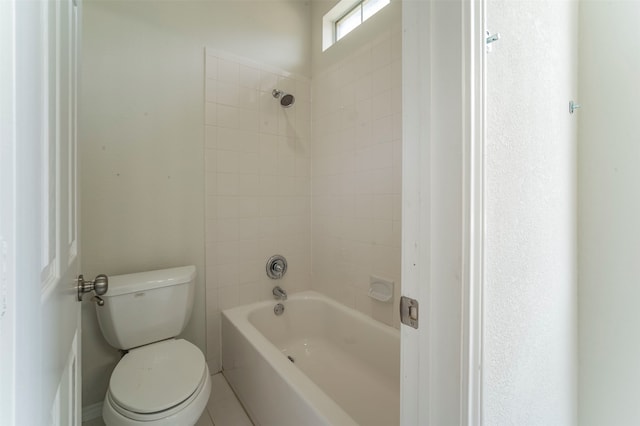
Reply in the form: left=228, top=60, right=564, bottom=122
left=335, top=2, right=364, bottom=42
left=322, top=0, right=391, bottom=51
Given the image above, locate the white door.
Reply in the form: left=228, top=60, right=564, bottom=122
left=41, top=0, right=83, bottom=423
left=400, top=0, right=484, bottom=424
left=0, top=0, right=83, bottom=424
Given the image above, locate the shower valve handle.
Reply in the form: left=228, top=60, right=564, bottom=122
left=266, top=255, right=288, bottom=279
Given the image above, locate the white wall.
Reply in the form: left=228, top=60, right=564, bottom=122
left=80, top=0, right=310, bottom=407
left=484, top=0, right=578, bottom=423
left=578, top=2, right=640, bottom=424
left=203, top=50, right=312, bottom=371
left=310, top=0, right=402, bottom=327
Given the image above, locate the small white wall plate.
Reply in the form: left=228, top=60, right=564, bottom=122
left=368, top=275, right=394, bottom=302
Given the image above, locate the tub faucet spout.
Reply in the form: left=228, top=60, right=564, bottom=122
left=272, top=286, right=287, bottom=301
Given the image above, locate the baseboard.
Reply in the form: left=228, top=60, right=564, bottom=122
left=82, top=401, right=103, bottom=422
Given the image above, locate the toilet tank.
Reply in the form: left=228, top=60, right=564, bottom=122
left=95, top=265, right=196, bottom=350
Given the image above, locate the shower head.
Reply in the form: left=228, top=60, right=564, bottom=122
left=272, top=89, right=295, bottom=108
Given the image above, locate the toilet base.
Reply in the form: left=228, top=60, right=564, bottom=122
left=102, top=364, right=211, bottom=426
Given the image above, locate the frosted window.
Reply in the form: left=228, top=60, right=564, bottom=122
left=334, top=0, right=390, bottom=42
left=336, top=6, right=362, bottom=41
left=362, top=0, right=389, bottom=20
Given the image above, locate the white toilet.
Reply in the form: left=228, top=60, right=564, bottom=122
left=95, top=265, right=211, bottom=426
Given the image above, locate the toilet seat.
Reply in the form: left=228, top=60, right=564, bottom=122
left=110, top=339, right=205, bottom=414
left=108, top=366, right=208, bottom=422
left=104, top=339, right=210, bottom=424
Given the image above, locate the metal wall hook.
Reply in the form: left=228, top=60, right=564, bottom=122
left=569, top=100, right=581, bottom=114
left=486, top=30, right=501, bottom=53
left=486, top=31, right=500, bottom=45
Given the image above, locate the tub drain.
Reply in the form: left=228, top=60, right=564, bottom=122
left=287, top=355, right=295, bottom=363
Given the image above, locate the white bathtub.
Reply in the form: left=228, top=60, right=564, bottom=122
left=222, top=291, right=400, bottom=426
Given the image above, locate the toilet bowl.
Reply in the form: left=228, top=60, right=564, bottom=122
left=102, top=339, right=211, bottom=426
left=95, top=266, right=211, bottom=426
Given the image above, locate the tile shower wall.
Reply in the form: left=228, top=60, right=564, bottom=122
left=311, top=28, right=402, bottom=328
left=204, top=49, right=312, bottom=371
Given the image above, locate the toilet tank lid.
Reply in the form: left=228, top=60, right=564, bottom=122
left=105, top=265, right=196, bottom=297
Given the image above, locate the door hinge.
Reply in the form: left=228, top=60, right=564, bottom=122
left=400, top=296, right=419, bottom=329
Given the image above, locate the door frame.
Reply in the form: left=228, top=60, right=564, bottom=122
left=1, top=0, right=47, bottom=424
left=400, top=0, right=485, bottom=423
left=0, top=0, right=18, bottom=422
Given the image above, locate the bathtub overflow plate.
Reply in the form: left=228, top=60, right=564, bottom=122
left=274, top=303, right=285, bottom=316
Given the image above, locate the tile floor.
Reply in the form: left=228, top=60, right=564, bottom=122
left=82, top=373, right=253, bottom=426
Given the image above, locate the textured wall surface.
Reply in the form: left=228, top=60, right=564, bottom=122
left=578, top=2, right=640, bottom=424
left=310, top=0, right=402, bottom=327
left=203, top=50, right=312, bottom=371
left=80, top=0, right=310, bottom=407
left=484, top=0, right=578, bottom=423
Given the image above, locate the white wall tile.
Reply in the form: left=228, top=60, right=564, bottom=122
left=353, top=48, right=372, bottom=78
left=370, top=90, right=393, bottom=120
left=354, top=76, right=373, bottom=103
left=216, top=81, right=240, bottom=107
left=238, top=65, right=261, bottom=90
left=238, top=281, right=268, bottom=304
left=370, top=115, right=393, bottom=145
left=370, top=37, right=392, bottom=70
left=206, top=55, right=218, bottom=81
left=205, top=310, right=221, bottom=372
left=217, top=286, right=239, bottom=311
left=205, top=196, right=217, bottom=218
left=371, top=64, right=393, bottom=92
left=216, top=196, right=239, bottom=218
left=216, top=218, right=239, bottom=241
left=216, top=173, right=238, bottom=196
left=205, top=39, right=400, bottom=370
left=356, top=142, right=393, bottom=171
left=241, top=109, right=260, bottom=133
left=295, top=79, right=311, bottom=102
left=356, top=168, right=393, bottom=194
left=206, top=84, right=217, bottom=103
left=237, top=174, right=260, bottom=196
left=217, top=105, right=240, bottom=129
left=217, top=58, right=239, bottom=84
left=216, top=266, right=239, bottom=289
left=237, top=87, right=259, bottom=110
left=205, top=150, right=217, bottom=173
left=205, top=126, right=217, bottom=150
left=259, top=94, right=279, bottom=134
left=216, top=151, right=239, bottom=173
left=205, top=103, right=217, bottom=126
left=215, top=240, right=239, bottom=266
left=277, top=76, right=296, bottom=94
left=310, top=30, right=401, bottom=329
left=237, top=152, right=261, bottom=174
left=259, top=70, right=279, bottom=92
left=204, top=54, right=313, bottom=362
left=237, top=261, right=263, bottom=284
left=236, top=197, right=260, bottom=218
